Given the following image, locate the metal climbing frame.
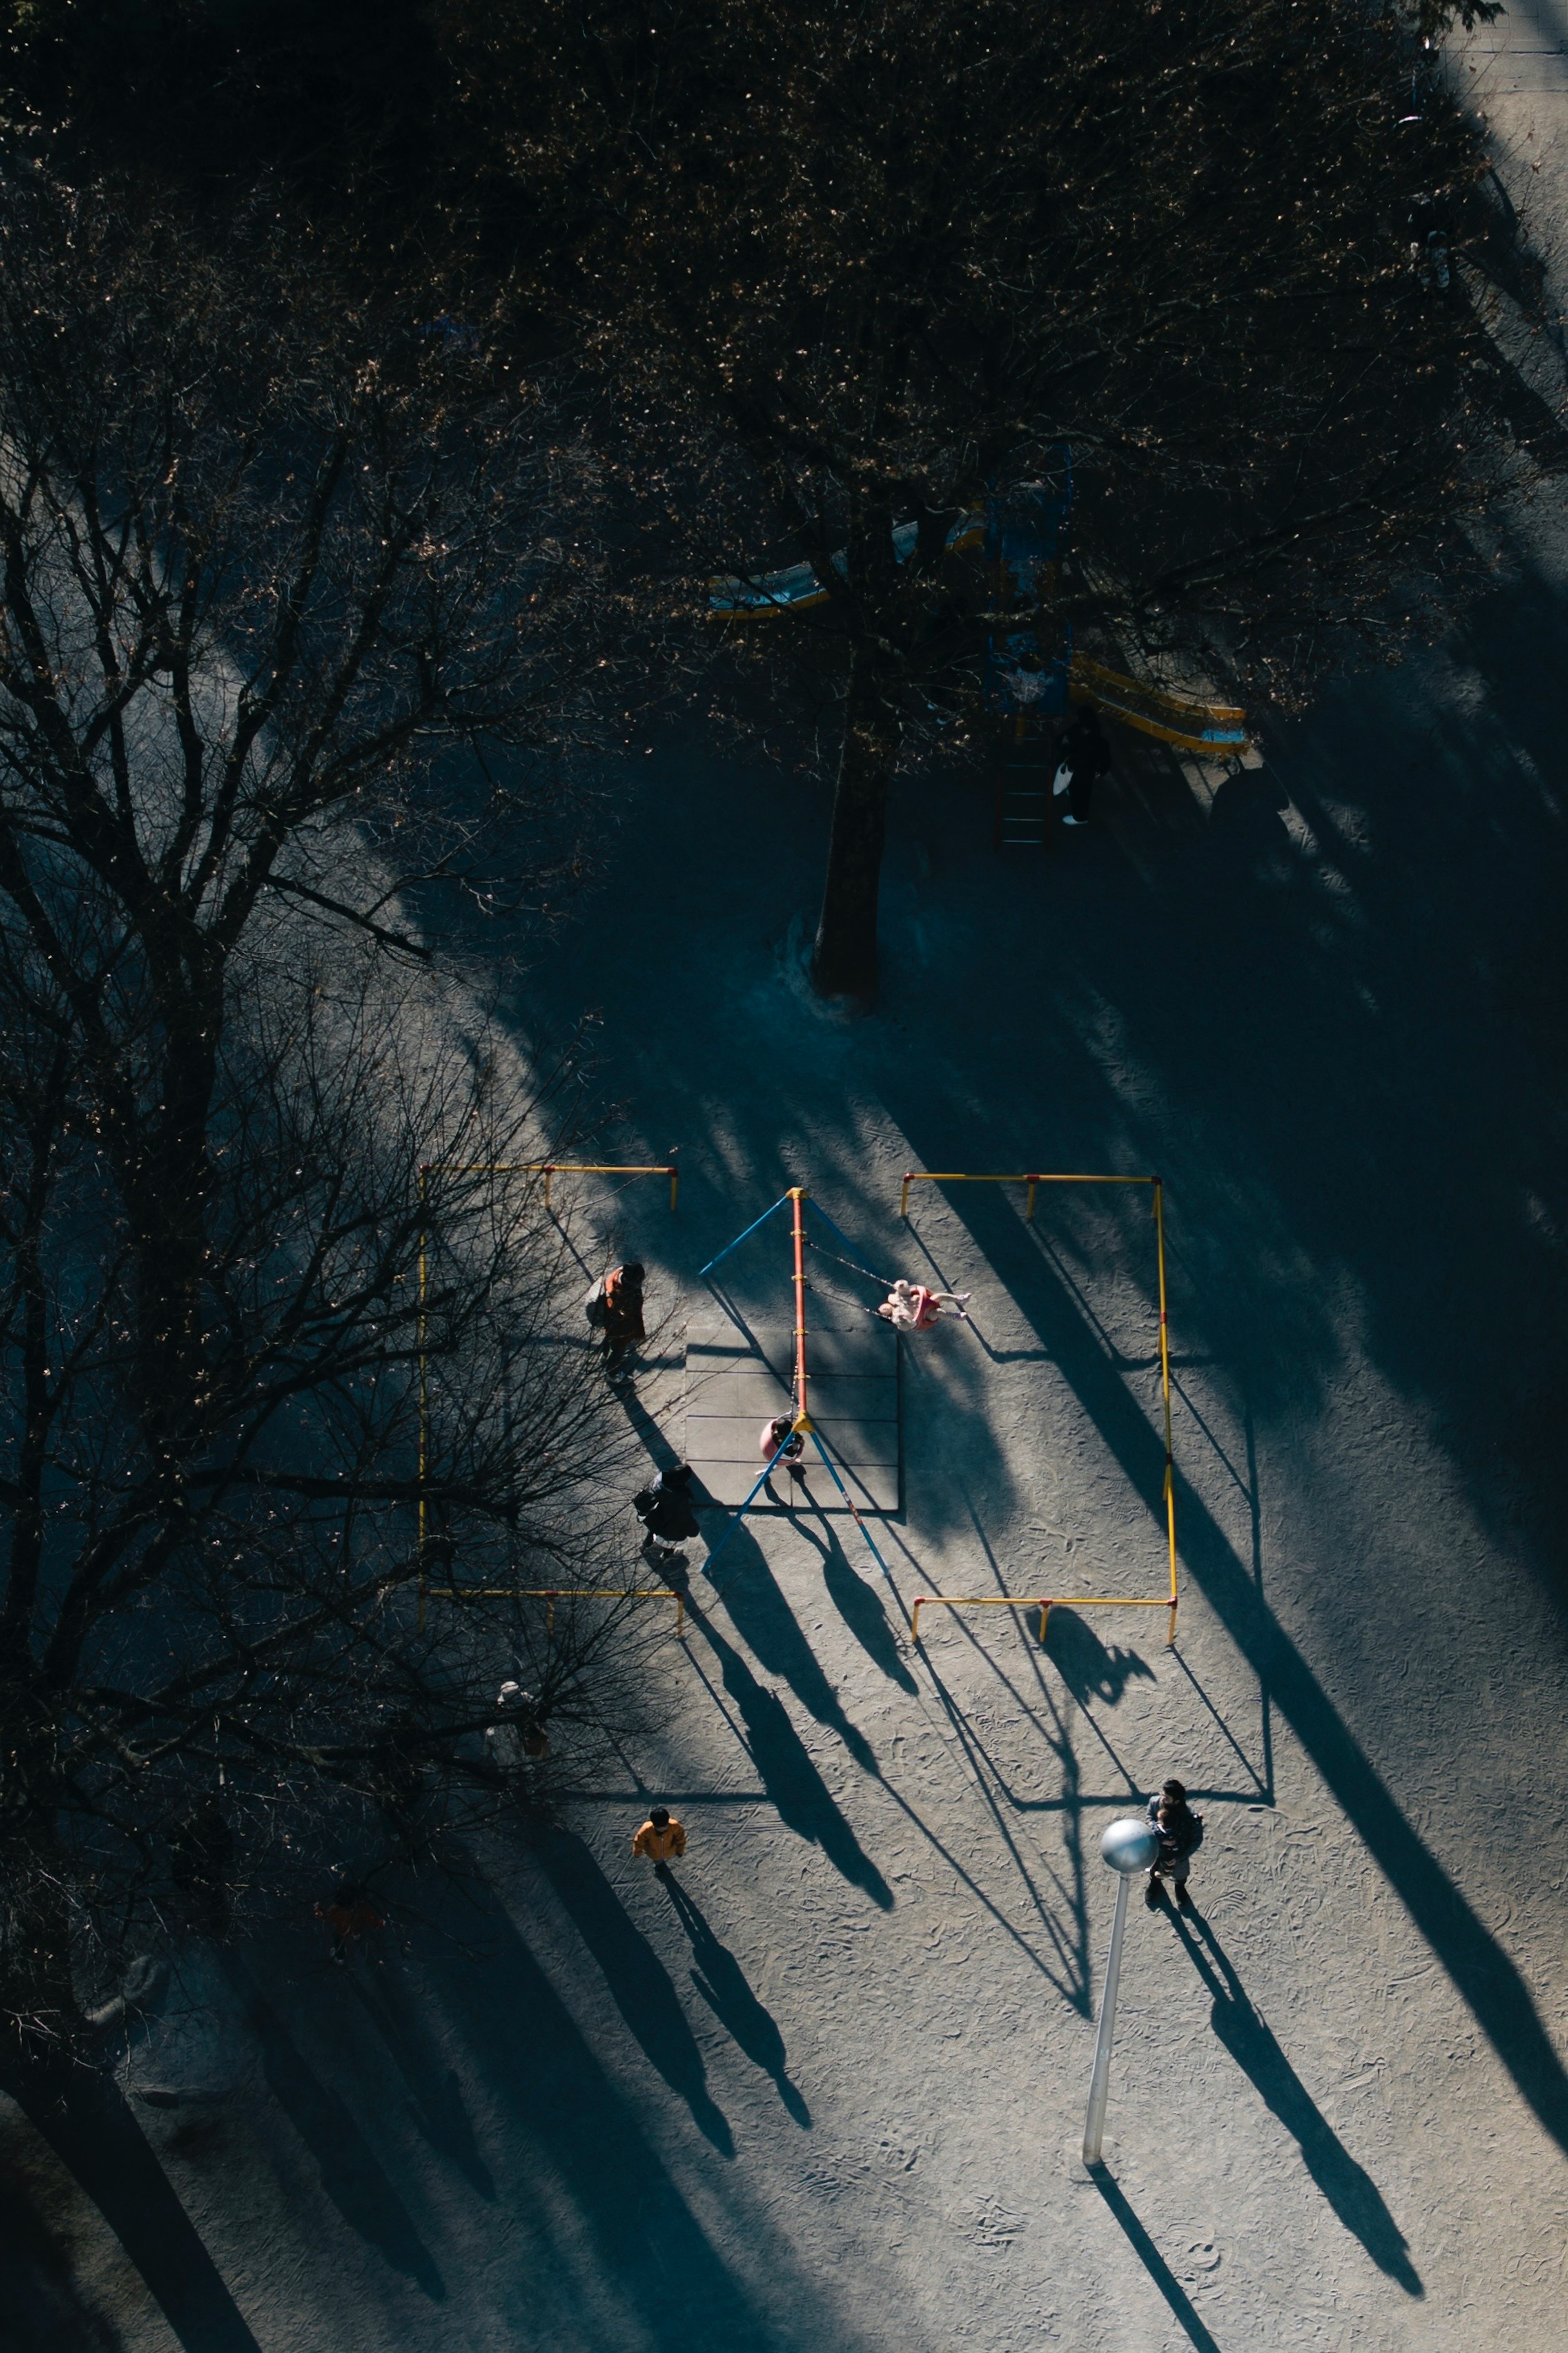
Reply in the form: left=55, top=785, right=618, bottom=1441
left=698, top=1188, right=904, bottom=1598
left=900, top=1168, right=1178, bottom=1646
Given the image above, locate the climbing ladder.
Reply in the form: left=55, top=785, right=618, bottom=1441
left=993, top=718, right=1054, bottom=849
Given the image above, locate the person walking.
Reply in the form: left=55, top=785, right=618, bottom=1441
left=1053, top=705, right=1111, bottom=827
left=634, top=1462, right=700, bottom=1563
left=632, top=1804, right=687, bottom=1875
left=585, top=1259, right=646, bottom=1383
left=1144, top=1777, right=1204, bottom=1909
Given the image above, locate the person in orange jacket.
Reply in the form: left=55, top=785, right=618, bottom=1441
left=632, top=1804, right=686, bottom=1874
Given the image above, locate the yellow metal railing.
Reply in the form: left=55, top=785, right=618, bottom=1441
left=900, top=1169, right=1152, bottom=1220
left=424, top=1160, right=677, bottom=1212
left=912, top=1591, right=1176, bottom=1649
left=421, top=1584, right=685, bottom=1635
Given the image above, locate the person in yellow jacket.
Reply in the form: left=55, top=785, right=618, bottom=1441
left=632, top=1805, right=686, bottom=1873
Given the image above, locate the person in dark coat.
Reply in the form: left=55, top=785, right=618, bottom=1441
left=1053, top=705, right=1111, bottom=825
left=1145, top=1776, right=1204, bottom=1909
left=634, top=1462, right=700, bottom=1562
left=585, top=1260, right=646, bottom=1382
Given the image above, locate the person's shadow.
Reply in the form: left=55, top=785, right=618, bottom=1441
left=530, top=1827, right=736, bottom=2156
left=1174, top=1913, right=1422, bottom=2295
left=661, top=1877, right=811, bottom=2126
left=345, top=1968, right=496, bottom=2198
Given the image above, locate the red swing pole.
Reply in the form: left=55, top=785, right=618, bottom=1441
left=788, top=1187, right=809, bottom=1425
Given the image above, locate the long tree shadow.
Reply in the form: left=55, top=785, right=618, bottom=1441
left=1173, top=1912, right=1421, bottom=2293
left=417, top=1875, right=847, bottom=2351
left=706, top=1522, right=879, bottom=1768
left=5, top=2061, right=263, bottom=2353
left=530, top=1825, right=735, bottom=2154
left=685, top=1599, right=894, bottom=1909
left=905, top=1630, right=1092, bottom=2007
left=0, top=2145, right=123, bottom=2353
left=791, top=1507, right=918, bottom=1692
left=217, top=1956, right=445, bottom=2300
left=660, top=1878, right=812, bottom=2125
left=345, top=1966, right=497, bottom=2197
left=905, top=1180, right=1568, bottom=2159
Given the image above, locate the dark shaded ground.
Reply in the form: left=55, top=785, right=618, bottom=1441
left=2, top=537, right=1565, bottom=2345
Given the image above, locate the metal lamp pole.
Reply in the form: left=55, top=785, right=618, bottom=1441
left=1082, top=1815, right=1161, bottom=2166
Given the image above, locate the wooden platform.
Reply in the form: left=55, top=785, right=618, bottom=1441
left=683, top=1316, right=900, bottom=1512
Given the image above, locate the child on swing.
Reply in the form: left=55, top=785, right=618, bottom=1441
left=877, top=1278, right=971, bottom=1330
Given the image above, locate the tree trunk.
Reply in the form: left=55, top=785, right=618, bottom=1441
left=811, top=647, right=902, bottom=1007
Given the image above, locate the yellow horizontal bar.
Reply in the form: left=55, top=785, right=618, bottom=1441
left=424, top=1588, right=681, bottom=1601
left=421, top=1162, right=674, bottom=1175
left=423, top=1584, right=687, bottom=1638
left=915, top=1594, right=1169, bottom=1609
left=902, top=1172, right=1152, bottom=1184
left=912, top=1590, right=1176, bottom=1647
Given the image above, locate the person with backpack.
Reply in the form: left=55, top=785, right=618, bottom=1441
left=1145, top=1776, right=1204, bottom=1909
left=634, top=1462, right=701, bottom=1563
left=584, top=1259, right=646, bottom=1383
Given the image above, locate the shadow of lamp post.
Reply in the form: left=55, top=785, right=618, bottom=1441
left=1082, top=1816, right=1161, bottom=2166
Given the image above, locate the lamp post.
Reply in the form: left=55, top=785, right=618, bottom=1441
left=1082, top=1815, right=1161, bottom=2166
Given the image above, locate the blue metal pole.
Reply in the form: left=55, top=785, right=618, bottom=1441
left=699, top=1193, right=792, bottom=1278
left=803, top=1198, right=887, bottom=1281
left=805, top=1427, right=900, bottom=1596
left=701, top=1448, right=789, bottom=1581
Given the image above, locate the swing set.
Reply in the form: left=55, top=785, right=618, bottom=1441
left=697, top=1188, right=905, bottom=1593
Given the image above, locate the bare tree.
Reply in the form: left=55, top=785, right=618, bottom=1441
left=442, top=0, right=1546, bottom=1003
left=0, top=173, right=644, bottom=2065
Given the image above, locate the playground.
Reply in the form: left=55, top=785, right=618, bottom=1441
left=9, top=511, right=1565, bottom=2350
left=6, top=45, right=1568, bottom=2330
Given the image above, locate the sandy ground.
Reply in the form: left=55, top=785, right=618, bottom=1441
left=6, top=32, right=1568, bottom=2348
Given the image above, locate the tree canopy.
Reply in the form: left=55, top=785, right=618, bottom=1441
left=441, top=0, right=1550, bottom=995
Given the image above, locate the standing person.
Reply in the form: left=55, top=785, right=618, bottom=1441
left=1144, top=1777, right=1204, bottom=1909
left=632, top=1804, right=686, bottom=1875
left=635, top=1461, right=701, bottom=1562
left=1053, top=705, right=1111, bottom=827
left=585, top=1259, right=646, bottom=1383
